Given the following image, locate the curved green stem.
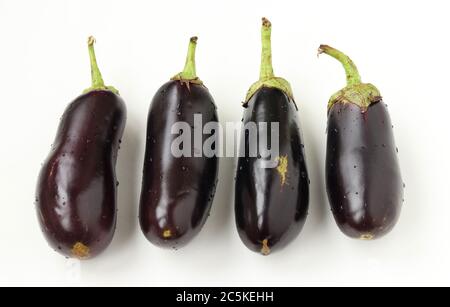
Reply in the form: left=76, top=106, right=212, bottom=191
left=318, top=45, right=361, bottom=86
left=83, top=36, right=118, bottom=94
left=319, top=44, right=381, bottom=111
left=88, top=36, right=105, bottom=88
left=260, top=17, right=274, bottom=80
left=171, top=37, right=202, bottom=83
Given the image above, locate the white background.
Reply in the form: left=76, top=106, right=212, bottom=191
left=0, top=0, right=449, bottom=286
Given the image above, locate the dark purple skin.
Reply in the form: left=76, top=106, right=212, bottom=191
left=326, top=101, right=403, bottom=239
left=235, top=87, right=309, bottom=255
left=36, top=90, right=126, bottom=259
left=139, top=80, right=219, bottom=249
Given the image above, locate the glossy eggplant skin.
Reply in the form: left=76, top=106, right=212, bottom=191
left=235, top=87, right=309, bottom=255
left=36, top=90, right=126, bottom=259
left=139, top=80, right=219, bottom=249
left=326, top=101, right=403, bottom=239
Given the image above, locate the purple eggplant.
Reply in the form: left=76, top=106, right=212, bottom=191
left=319, top=45, right=403, bottom=240
left=235, top=18, right=309, bottom=255
left=139, top=37, right=219, bottom=249
left=35, top=37, right=126, bottom=259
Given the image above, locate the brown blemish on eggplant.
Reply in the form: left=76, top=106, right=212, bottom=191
left=276, top=156, right=288, bottom=186
left=163, top=229, right=172, bottom=239
left=71, top=242, right=90, bottom=259
left=261, top=239, right=271, bottom=256
left=359, top=234, right=374, bottom=241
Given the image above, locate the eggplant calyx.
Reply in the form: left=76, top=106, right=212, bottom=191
left=171, top=75, right=203, bottom=86
left=171, top=36, right=203, bottom=85
left=319, top=44, right=381, bottom=111
left=83, top=36, right=119, bottom=95
left=245, top=77, right=293, bottom=103
left=83, top=85, right=119, bottom=95
left=244, top=18, right=294, bottom=104
left=328, top=83, right=382, bottom=111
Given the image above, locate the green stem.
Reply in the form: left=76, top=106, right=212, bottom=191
left=318, top=45, right=361, bottom=86
left=83, top=36, right=118, bottom=94
left=178, top=37, right=198, bottom=80
left=244, top=17, right=293, bottom=103
left=259, top=17, right=274, bottom=80
left=87, top=36, right=105, bottom=89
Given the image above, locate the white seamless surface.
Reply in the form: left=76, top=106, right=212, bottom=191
left=0, top=0, right=449, bottom=286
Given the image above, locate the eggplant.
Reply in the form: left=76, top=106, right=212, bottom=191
left=139, top=37, right=219, bottom=249
left=35, top=37, right=126, bottom=259
left=235, top=18, right=309, bottom=255
left=319, top=45, right=403, bottom=240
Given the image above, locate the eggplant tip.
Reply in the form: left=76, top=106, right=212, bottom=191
left=359, top=234, right=374, bottom=241
left=163, top=229, right=172, bottom=239
left=261, top=239, right=271, bottom=256
left=71, top=242, right=90, bottom=259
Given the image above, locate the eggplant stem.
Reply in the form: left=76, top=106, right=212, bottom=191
left=171, top=37, right=202, bottom=84
left=318, top=45, right=362, bottom=86
left=259, top=17, right=274, bottom=80
left=84, top=36, right=119, bottom=94
left=244, top=18, right=294, bottom=103
left=88, top=36, right=105, bottom=89
left=180, top=37, right=198, bottom=80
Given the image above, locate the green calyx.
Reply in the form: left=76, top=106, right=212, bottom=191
left=318, top=45, right=381, bottom=111
left=328, top=83, right=381, bottom=111
left=245, top=18, right=293, bottom=103
left=83, top=36, right=119, bottom=95
left=171, top=36, right=203, bottom=85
